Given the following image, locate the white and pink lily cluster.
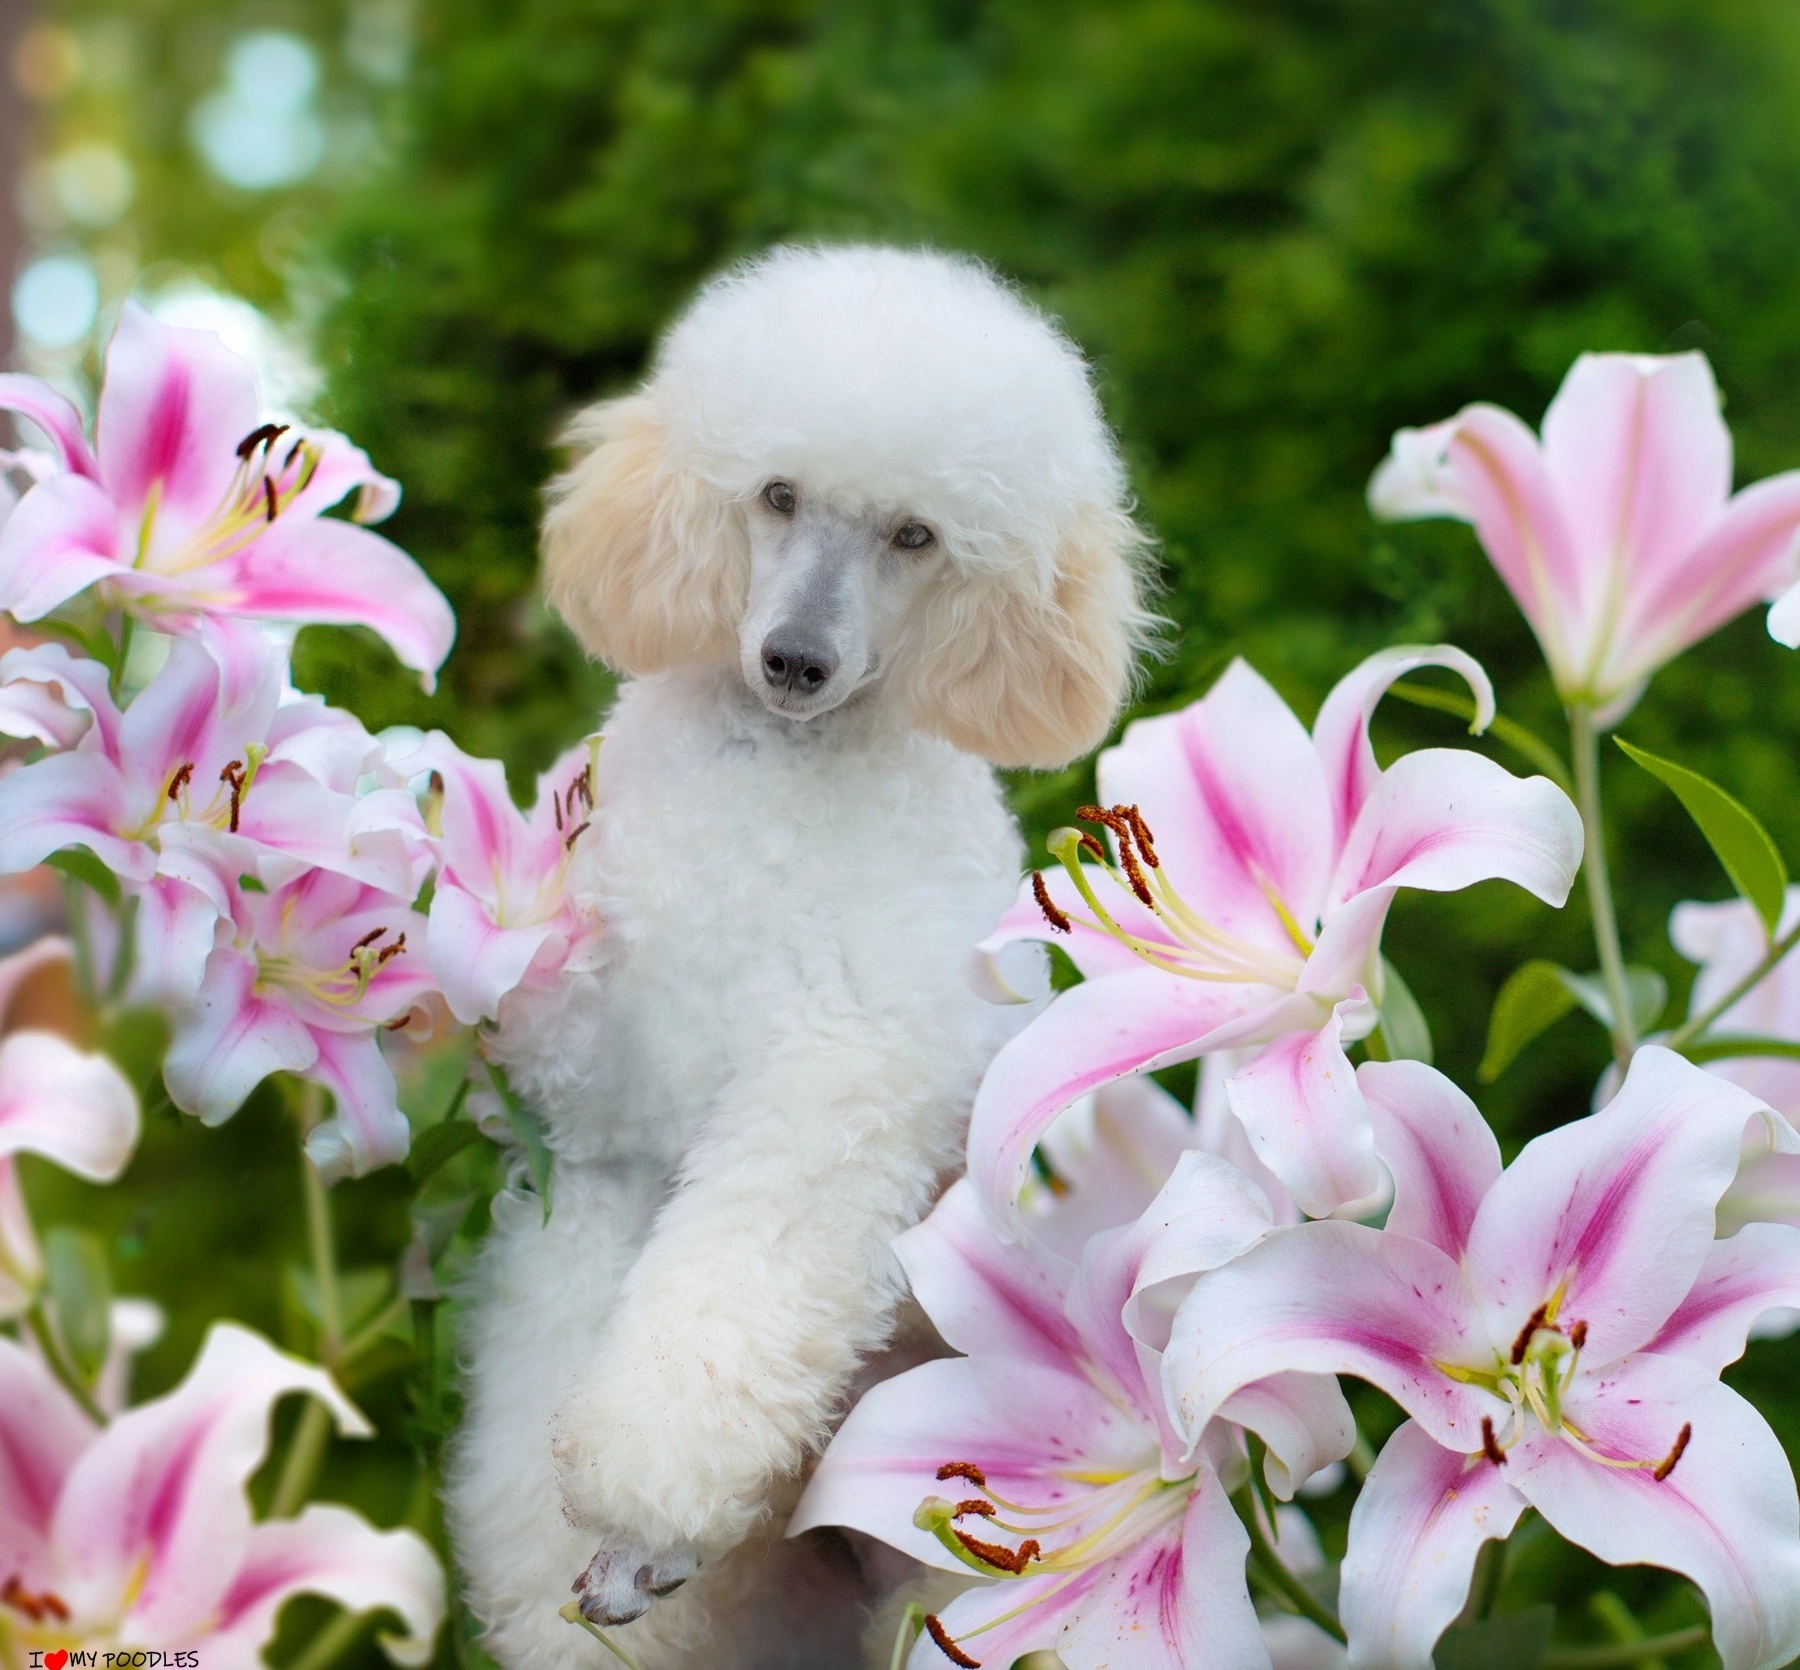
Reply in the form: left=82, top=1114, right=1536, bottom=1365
left=0, top=304, right=605, bottom=1178
left=801, top=347, right=1800, bottom=1670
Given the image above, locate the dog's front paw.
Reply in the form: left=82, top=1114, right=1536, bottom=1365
left=571, top=1542, right=699, bottom=1626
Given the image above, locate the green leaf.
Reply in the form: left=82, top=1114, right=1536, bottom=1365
left=406, top=1115, right=484, bottom=1184
left=1558, top=966, right=1668, bottom=1036
left=1376, top=957, right=1433, bottom=1063
left=1434, top=1606, right=1552, bottom=1670
left=1479, top=961, right=1579, bottom=1082
left=1680, top=1033, right=1800, bottom=1064
left=44, top=1226, right=112, bottom=1383
left=45, top=847, right=122, bottom=908
left=486, top=1059, right=555, bottom=1221
left=1617, top=737, right=1788, bottom=934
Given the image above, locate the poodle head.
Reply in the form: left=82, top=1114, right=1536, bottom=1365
left=542, top=244, right=1155, bottom=769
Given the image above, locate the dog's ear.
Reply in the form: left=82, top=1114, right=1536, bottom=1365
left=901, top=506, right=1155, bottom=770
left=541, top=394, right=748, bottom=675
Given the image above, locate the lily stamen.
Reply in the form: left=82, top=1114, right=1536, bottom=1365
left=924, top=1613, right=980, bottom=1668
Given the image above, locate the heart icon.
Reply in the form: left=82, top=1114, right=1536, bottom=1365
left=46, top=1652, right=69, bottom=1670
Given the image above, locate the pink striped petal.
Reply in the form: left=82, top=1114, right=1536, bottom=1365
left=283, top=429, right=402, bottom=526
left=1311, top=645, right=1493, bottom=850
left=1367, top=418, right=1471, bottom=524
left=0, top=643, right=124, bottom=756
left=0, top=471, right=127, bottom=621
left=1540, top=354, right=1730, bottom=602
left=203, top=1505, right=442, bottom=1670
left=0, top=374, right=98, bottom=477
left=426, top=884, right=558, bottom=1026
left=1464, top=1045, right=1792, bottom=1365
left=967, top=968, right=1272, bottom=1234
left=0, top=1030, right=139, bottom=1181
left=304, top=1030, right=410, bottom=1179
left=1444, top=405, right=1587, bottom=683
left=1162, top=1221, right=1495, bottom=1456
left=94, top=301, right=261, bottom=545
left=56, top=1322, right=368, bottom=1644
left=0, top=1332, right=93, bottom=1591
left=895, top=1178, right=1082, bottom=1372
left=163, top=947, right=318, bottom=1125
left=1625, top=469, right=1800, bottom=678
left=1359, top=1059, right=1501, bottom=1262
left=1224, top=1007, right=1384, bottom=1220
left=211, top=516, right=454, bottom=688
left=1327, top=748, right=1581, bottom=914
left=1509, top=1357, right=1800, bottom=1670
left=1339, top=1419, right=1527, bottom=1670
left=130, top=872, right=225, bottom=1008
left=788, top=1355, right=1153, bottom=1572
left=1640, top=1222, right=1800, bottom=1374
left=1217, top=1373, right=1358, bottom=1501
left=1099, top=660, right=1332, bottom=953
left=0, top=749, right=153, bottom=881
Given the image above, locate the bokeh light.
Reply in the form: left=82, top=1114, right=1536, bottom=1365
left=12, top=253, right=100, bottom=348
left=189, top=31, right=325, bottom=191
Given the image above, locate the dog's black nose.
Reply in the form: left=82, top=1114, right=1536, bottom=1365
left=761, top=635, right=838, bottom=696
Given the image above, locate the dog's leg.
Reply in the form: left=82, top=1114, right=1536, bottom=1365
left=551, top=1018, right=962, bottom=1617
left=445, top=1159, right=664, bottom=1670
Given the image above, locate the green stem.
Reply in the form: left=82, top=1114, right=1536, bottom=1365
left=889, top=1602, right=926, bottom=1670
left=1387, top=681, right=1574, bottom=794
left=269, top=1397, right=334, bottom=1520
left=1465, top=1535, right=1507, bottom=1622
left=1665, top=918, right=1800, bottom=1049
left=1587, top=1592, right=1669, bottom=1670
left=273, top=1084, right=344, bottom=1519
left=1229, top=1485, right=1346, bottom=1644
left=338, top=1296, right=411, bottom=1385
left=1542, top=1625, right=1710, bottom=1669
left=284, top=1606, right=369, bottom=1670
left=1569, top=704, right=1636, bottom=1073
left=25, top=1301, right=106, bottom=1424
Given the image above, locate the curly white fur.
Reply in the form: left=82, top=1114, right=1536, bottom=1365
left=445, top=245, right=1148, bottom=1669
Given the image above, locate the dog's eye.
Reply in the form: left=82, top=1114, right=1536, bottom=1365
left=893, top=521, right=934, bottom=551
left=762, top=481, right=796, bottom=515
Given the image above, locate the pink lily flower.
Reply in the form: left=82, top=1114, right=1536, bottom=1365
left=1163, top=1050, right=1800, bottom=1670
left=970, top=647, right=1581, bottom=1223
left=791, top=1165, right=1355, bottom=1669
left=0, top=635, right=427, bottom=1005
left=0, top=945, right=139, bottom=1316
left=1670, top=887, right=1800, bottom=1244
left=0, top=303, right=453, bottom=687
left=164, top=869, right=434, bottom=1178
left=390, top=732, right=604, bottom=1025
left=0, top=1321, right=443, bottom=1670
left=1369, top=352, right=1800, bottom=721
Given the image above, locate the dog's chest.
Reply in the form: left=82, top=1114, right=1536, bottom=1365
left=551, top=678, right=1025, bottom=1163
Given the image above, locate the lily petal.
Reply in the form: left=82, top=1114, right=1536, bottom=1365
left=1640, top=1223, right=1800, bottom=1374
left=975, top=863, right=1175, bottom=986
left=968, top=968, right=1268, bottom=1235
left=211, top=515, right=455, bottom=688
left=95, top=300, right=261, bottom=546
left=0, top=1332, right=93, bottom=1590
left=1463, top=1045, right=1789, bottom=1365
left=1360, top=1060, right=1501, bottom=1262
left=0, top=471, right=127, bottom=621
left=163, top=946, right=318, bottom=1126
left=1339, top=1419, right=1527, bottom=1670
left=305, top=1030, right=411, bottom=1179
left=426, top=884, right=558, bottom=1027
left=1327, top=748, right=1581, bottom=914
left=1218, top=1373, right=1358, bottom=1502
left=1224, top=1006, right=1384, bottom=1220
left=787, top=1355, right=1151, bottom=1573
left=56, top=1322, right=369, bottom=1644
left=0, top=373, right=98, bottom=477
left=1509, top=1356, right=1800, bottom=1670
left=896, top=1178, right=1082, bottom=1372
left=1163, top=1220, right=1494, bottom=1456
left=0, top=1030, right=139, bottom=1180
left=1098, top=659, right=1333, bottom=953
left=1310, top=646, right=1494, bottom=849
left=204, top=1504, right=443, bottom=1670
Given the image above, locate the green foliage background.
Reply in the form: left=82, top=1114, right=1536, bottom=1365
left=20, top=1, right=1800, bottom=1664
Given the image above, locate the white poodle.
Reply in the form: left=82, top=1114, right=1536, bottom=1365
left=445, top=244, right=1153, bottom=1668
